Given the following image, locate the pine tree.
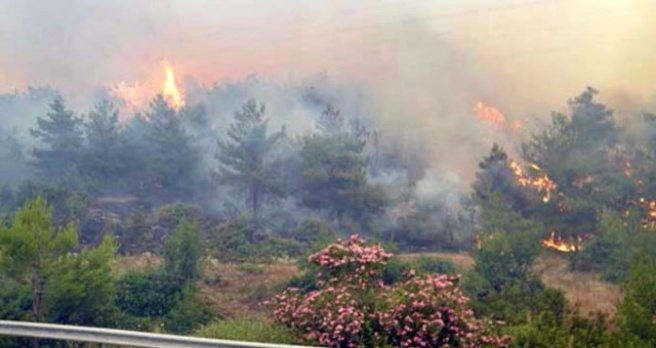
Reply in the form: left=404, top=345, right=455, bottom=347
left=30, top=97, right=84, bottom=181
left=216, top=99, right=285, bottom=236
left=299, top=107, right=385, bottom=229
left=144, top=95, right=198, bottom=202
left=82, top=100, right=124, bottom=189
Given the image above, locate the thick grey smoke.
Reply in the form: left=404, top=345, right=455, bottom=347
left=1, top=0, right=655, bottom=220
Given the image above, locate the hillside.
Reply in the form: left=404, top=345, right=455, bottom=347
left=117, top=250, right=621, bottom=319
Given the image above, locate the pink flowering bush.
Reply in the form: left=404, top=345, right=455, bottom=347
left=269, top=235, right=511, bottom=347
left=381, top=274, right=510, bottom=347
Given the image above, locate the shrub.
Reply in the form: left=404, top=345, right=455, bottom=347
left=270, top=235, right=510, bottom=347
left=382, top=256, right=457, bottom=285
left=212, top=217, right=304, bottom=262
left=163, top=287, right=215, bottom=334
left=115, top=271, right=181, bottom=318
left=410, top=255, right=457, bottom=275
left=196, top=316, right=303, bottom=345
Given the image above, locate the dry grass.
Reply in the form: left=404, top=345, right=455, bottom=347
left=115, top=253, right=301, bottom=318
left=114, top=252, right=162, bottom=274
left=196, top=258, right=301, bottom=318
left=115, top=249, right=621, bottom=319
left=398, top=252, right=476, bottom=272
left=399, top=251, right=622, bottom=317
left=534, top=252, right=622, bottom=317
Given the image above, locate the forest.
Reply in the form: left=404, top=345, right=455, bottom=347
left=1, top=82, right=656, bottom=347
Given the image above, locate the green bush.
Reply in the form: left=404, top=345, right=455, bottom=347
left=195, top=316, right=303, bottom=345
left=115, top=271, right=182, bottom=318
left=382, top=255, right=456, bottom=285
left=409, top=255, right=457, bottom=275
left=212, top=217, right=304, bottom=262
left=511, top=311, right=611, bottom=348
left=163, top=288, right=215, bottom=334
left=615, top=251, right=656, bottom=346
left=257, top=237, right=304, bottom=259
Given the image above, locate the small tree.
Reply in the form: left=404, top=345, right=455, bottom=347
left=164, top=219, right=202, bottom=284
left=45, top=234, right=117, bottom=326
left=0, top=197, right=77, bottom=322
left=216, top=100, right=285, bottom=236
left=616, top=251, right=656, bottom=345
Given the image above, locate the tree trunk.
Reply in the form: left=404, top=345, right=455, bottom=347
left=31, top=268, right=43, bottom=348
left=250, top=186, right=260, bottom=243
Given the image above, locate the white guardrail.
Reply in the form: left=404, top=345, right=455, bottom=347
left=0, top=320, right=316, bottom=348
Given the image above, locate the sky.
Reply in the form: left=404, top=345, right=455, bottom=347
left=1, top=0, right=655, bottom=185
left=1, top=0, right=654, bottom=100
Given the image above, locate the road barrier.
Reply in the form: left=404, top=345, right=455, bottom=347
left=0, top=320, right=315, bottom=348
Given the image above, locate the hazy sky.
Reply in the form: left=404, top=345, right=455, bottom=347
left=1, top=0, right=655, bottom=184
left=1, top=0, right=654, bottom=102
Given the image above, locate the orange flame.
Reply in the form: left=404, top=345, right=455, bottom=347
left=474, top=101, right=505, bottom=124
left=474, top=101, right=523, bottom=133
left=509, top=159, right=557, bottom=203
left=109, top=81, right=152, bottom=119
left=542, top=232, right=584, bottom=252
left=162, top=61, right=184, bottom=109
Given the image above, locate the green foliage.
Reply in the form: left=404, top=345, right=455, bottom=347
left=80, top=99, right=126, bottom=191
left=615, top=251, right=656, bottom=346
left=408, top=255, right=457, bottom=275
left=464, top=201, right=554, bottom=324
left=212, top=217, right=260, bottom=261
left=382, top=255, right=456, bottom=285
left=290, top=219, right=337, bottom=252
left=299, top=110, right=387, bottom=229
left=0, top=196, right=77, bottom=321
left=115, top=270, right=181, bottom=318
left=143, top=95, right=199, bottom=202
left=572, top=209, right=656, bottom=284
left=162, top=287, right=215, bottom=334
left=157, top=203, right=202, bottom=228
left=29, top=96, right=84, bottom=182
left=195, top=316, right=303, bottom=345
left=164, top=219, right=202, bottom=283
left=0, top=276, right=31, bottom=321
left=237, top=262, right=264, bottom=275
left=212, top=217, right=302, bottom=261
left=511, top=311, right=611, bottom=348
left=216, top=99, right=285, bottom=230
left=45, top=234, right=117, bottom=326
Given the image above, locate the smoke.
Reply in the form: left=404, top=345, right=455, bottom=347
left=1, top=0, right=655, bottom=201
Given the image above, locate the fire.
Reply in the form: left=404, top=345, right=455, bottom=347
left=109, top=60, right=186, bottom=115
left=474, top=101, right=523, bottom=133
left=635, top=197, right=656, bottom=229
left=474, top=101, right=505, bottom=124
left=542, top=231, right=584, bottom=252
left=162, top=61, right=184, bottom=109
left=108, top=81, right=152, bottom=118
left=509, top=159, right=558, bottom=203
